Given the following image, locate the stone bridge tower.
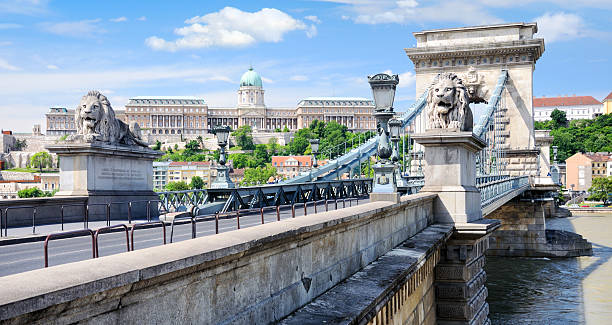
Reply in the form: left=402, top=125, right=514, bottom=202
left=405, top=23, right=545, bottom=172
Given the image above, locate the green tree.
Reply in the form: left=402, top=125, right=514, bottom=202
left=152, top=140, right=162, bottom=151
left=165, top=181, right=190, bottom=191
left=183, top=139, right=200, bottom=157
left=267, top=137, right=280, bottom=156
left=241, top=166, right=277, bottom=186
left=13, top=139, right=27, bottom=151
left=30, top=151, right=52, bottom=173
left=282, top=126, right=290, bottom=132
left=232, top=125, right=255, bottom=150
left=230, top=153, right=250, bottom=169
left=550, top=109, right=568, bottom=129
left=17, top=187, right=53, bottom=198
left=274, top=128, right=281, bottom=132
left=588, top=176, right=612, bottom=205
left=174, top=144, right=179, bottom=151
left=254, top=144, right=269, bottom=164
left=309, top=119, right=325, bottom=138
left=196, top=135, right=204, bottom=149
left=190, top=176, right=205, bottom=189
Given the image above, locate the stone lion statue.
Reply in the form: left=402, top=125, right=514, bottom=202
left=68, top=90, right=148, bottom=147
left=426, top=73, right=473, bottom=132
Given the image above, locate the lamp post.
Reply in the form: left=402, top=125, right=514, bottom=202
left=389, top=119, right=401, bottom=163
left=368, top=72, right=400, bottom=202
left=310, top=139, right=319, bottom=168
left=417, top=150, right=424, bottom=176
left=550, top=145, right=560, bottom=185
left=210, top=125, right=235, bottom=189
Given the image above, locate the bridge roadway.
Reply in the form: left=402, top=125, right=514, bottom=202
left=0, top=199, right=366, bottom=277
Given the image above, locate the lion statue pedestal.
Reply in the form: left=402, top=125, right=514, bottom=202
left=47, top=91, right=162, bottom=221
left=411, top=73, right=485, bottom=224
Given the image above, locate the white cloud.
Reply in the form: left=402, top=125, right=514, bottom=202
left=46, top=64, right=59, bottom=70
left=380, top=70, right=415, bottom=88
left=290, top=75, right=309, bottom=81
left=0, top=41, right=11, bottom=46
left=261, top=76, right=275, bottom=84
left=352, top=0, right=502, bottom=25
left=146, top=7, right=312, bottom=51
left=0, top=23, right=22, bottom=29
left=186, top=75, right=234, bottom=83
left=535, top=12, right=586, bottom=43
left=40, top=19, right=105, bottom=38
left=110, top=16, right=127, bottom=22
left=398, top=71, right=415, bottom=88
left=0, top=0, right=49, bottom=15
left=137, top=16, right=147, bottom=21
left=305, top=15, right=321, bottom=24
left=0, top=58, right=19, bottom=71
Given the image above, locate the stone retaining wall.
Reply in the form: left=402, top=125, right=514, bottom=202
left=0, top=193, right=436, bottom=324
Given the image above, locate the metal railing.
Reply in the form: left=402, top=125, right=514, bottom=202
left=39, top=196, right=367, bottom=269
left=477, top=175, right=529, bottom=208
left=1, top=199, right=163, bottom=237
left=158, top=178, right=373, bottom=214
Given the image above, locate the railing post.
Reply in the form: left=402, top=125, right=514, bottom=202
left=60, top=205, right=65, bottom=231
left=106, top=203, right=111, bottom=227
left=260, top=207, right=265, bottom=224
left=215, top=212, right=219, bottom=234
left=85, top=205, right=89, bottom=229
left=128, top=202, right=132, bottom=224
left=236, top=210, right=241, bottom=229
left=32, top=208, right=37, bottom=234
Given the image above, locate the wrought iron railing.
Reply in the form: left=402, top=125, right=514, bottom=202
left=159, top=178, right=373, bottom=214
left=477, top=175, right=529, bottom=208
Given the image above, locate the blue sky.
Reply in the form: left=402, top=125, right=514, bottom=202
left=0, top=0, right=611, bottom=132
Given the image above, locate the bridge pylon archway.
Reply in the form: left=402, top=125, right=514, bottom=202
left=405, top=23, right=545, bottom=170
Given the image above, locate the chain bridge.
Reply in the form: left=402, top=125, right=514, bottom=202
left=0, top=23, right=593, bottom=325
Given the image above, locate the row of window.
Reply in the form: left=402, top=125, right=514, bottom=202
left=127, top=107, right=206, bottom=113
left=301, top=101, right=372, bottom=106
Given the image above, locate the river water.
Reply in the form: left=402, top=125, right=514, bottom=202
left=485, top=213, right=612, bottom=324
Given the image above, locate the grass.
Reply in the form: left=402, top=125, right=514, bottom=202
left=4, top=168, right=58, bottom=173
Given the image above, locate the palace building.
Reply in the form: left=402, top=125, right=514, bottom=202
left=45, top=67, right=376, bottom=138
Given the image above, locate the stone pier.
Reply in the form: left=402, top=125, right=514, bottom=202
left=413, top=130, right=500, bottom=325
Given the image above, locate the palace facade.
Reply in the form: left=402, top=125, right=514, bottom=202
left=45, top=67, right=376, bottom=138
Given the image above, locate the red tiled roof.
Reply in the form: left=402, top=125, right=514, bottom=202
left=604, top=91, right=612, bottom=101
left=534, top=96, right=601, bottom=107
left=585, top=153, right=612, bottom=162
left=271, top=155, right=312, bottom=165
left=169, top=161, right=210, bottom=166
left=230, top=168, right=245, bottom=176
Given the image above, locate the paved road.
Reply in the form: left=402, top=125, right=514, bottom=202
left=0, top=199, right=365, bottom=277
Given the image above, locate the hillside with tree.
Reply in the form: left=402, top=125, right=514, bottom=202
left=535, top=109, right=612, bottom=161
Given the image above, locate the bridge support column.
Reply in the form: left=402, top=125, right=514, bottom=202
left=413, top=131, right=500, bottom=325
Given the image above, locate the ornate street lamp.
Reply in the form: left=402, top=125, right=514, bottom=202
left=417, top=150, right=424, bottom=176
left=369, top=73, right=399, bottom=112
left=389, top=119, right=401, bottom=163
left=550, top=145, right=560, bottom=185
left=310, top=139, right=319, bottom=168
left=210, top=125, right=234, bottom=189
left=368, top=73, right=400, bottom=202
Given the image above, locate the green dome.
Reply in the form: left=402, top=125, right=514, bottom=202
left=239, top=67, right=263, bottom=87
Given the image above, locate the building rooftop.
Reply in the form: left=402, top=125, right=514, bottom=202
left=130, top=96, right=205, bottom=100
left=128, top=97, right=206, bottom=106
left=534, top=96, right=601, bottom=107
left=413, top=22, right=538, bottom=36
left=169, top=161, right=211, bottom=166
left=240, top=67, right=263, bottom=88
left=603, top=91, right=612, bottom=101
